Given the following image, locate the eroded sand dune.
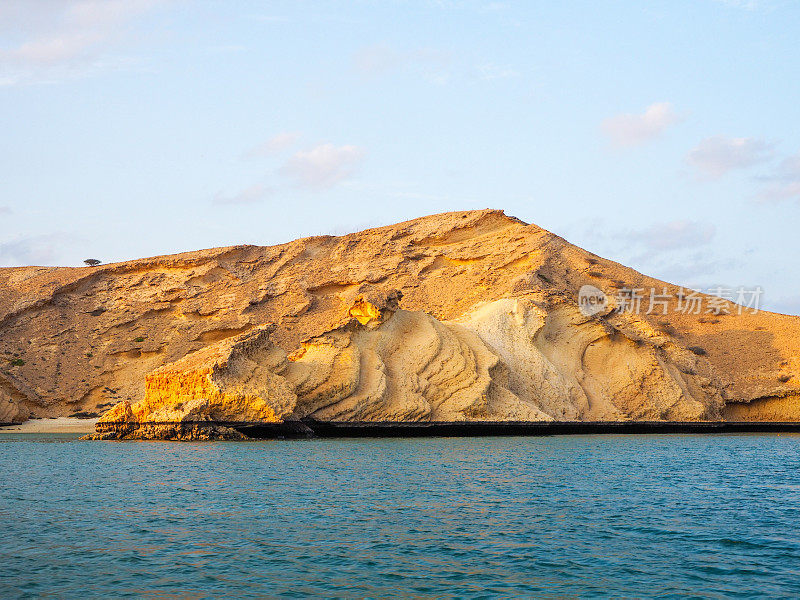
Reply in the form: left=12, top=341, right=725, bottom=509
left=0, top=209, right=798, bottom=437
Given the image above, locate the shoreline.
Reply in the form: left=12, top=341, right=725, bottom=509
left=243, top=420, right=800, bottom=438
left=7, top=419, right=800, bottom=438
left=0, top=417, right=99, bottom=434
left=89, top=419, right=800, bottom=440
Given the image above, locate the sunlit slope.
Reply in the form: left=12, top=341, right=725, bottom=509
left=1, top=209, right=798, bottom=426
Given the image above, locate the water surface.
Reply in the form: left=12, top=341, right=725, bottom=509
left=2, top=434, right=799, bottom=598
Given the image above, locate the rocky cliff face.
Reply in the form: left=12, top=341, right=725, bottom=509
left=1, top=209, right=798, bottom=436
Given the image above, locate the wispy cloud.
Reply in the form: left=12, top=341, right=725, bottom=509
left=280, top=143, right=365, bottom=189
left=243, top=132, right=300, bottom=159
left=712, top=0, right=761, bottom=9
left=619, top=221, right=731, bottom=283
left=352, top=44, right=452, bottom=85
left=654, top=252, right=741, bottom=283
left=571, top=218, right=727, bottom=282
left=251, top=14, right=290, bottom=23
left=353, top=44, right=400, bottom=78
left=770, top=294, right=800, bottom=316
left=601, top=102, right=680, bottom=147
left=760, top=181, right=800, bottom=203
left=0, top=0, right=168, bottom=86
left=212, top=184, right=271, bottom=206
left=0, top=234, right=66, bottom=266
left=758, top=152, right=800, bottom=203
left=475, top=62, right=517, bottom=81
left=623, top=220, right=716, bottom=253
left=569, top=218, right=715, bottom=255
left=410, top=47, right=452, bottom=85
left=208, top=44, right=246, bottom=54
left=686, top=135, right=774, bottom=178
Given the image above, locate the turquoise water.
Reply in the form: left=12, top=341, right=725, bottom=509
left=2, top=434, right=800, bottom=598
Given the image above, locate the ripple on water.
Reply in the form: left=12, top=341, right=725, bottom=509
left=1, top=434, right=800, bottom=598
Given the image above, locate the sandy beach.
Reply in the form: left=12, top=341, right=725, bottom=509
left=0, top=417, right=99, bottom=434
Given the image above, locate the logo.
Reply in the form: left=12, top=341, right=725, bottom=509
left=578, top=285, right=607, bottom=316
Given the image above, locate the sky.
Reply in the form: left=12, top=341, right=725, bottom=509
left=1, top=0, right=799, bottom=313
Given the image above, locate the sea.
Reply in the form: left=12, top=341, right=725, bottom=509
left=2, top=433, right=800, bottom=598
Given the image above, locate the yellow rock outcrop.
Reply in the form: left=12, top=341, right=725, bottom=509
left=92, top=288, right=729, bottom=437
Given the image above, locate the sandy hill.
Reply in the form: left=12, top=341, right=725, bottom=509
left=1, top=209, right=798, bottom=434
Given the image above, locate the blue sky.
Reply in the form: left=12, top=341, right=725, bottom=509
left=1, top=0, right=799, bottom=313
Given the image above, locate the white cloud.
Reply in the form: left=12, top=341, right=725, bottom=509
left=758, top=153, right=800, bottom=203
left=0, top=0, right=167, bottom=86
left=280, top=144, right=365, bottom=189
left=244, top=132, right=300, bottom=158
left=601, top=102, right=680, bottom=147
left=0, top=206, right=11, bottom=215
left=686, top=135, right=774, bottom=178
left=212, top=184, right=271, bottom=205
